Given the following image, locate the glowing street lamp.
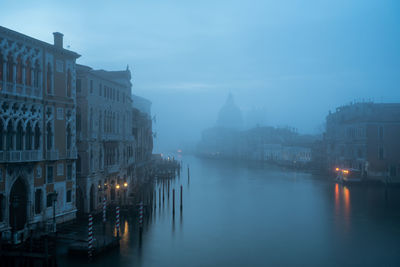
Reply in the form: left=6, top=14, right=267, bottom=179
left=116, top=184, right=120, bottom=190
left=124, top=182, right=128, bottom=188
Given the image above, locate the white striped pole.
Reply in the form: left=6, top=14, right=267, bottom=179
left=116, top=206, right=120, bottom=238
left=139, top=201, right=144, bottom=227
left=88, top=214, right=93, bottom=259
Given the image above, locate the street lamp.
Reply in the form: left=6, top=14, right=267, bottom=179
left=123, top=182, right=128, bottom=205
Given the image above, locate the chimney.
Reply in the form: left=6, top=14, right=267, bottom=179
left=53, top=32, right=64, bottom=49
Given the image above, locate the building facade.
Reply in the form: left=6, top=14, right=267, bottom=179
left=76, top=65, right=135, bottom=214
left=0, top=26, right=79, bottom=242
left=325, top=102, right=400, bottom=181
left=131, top=95, right=153, bottom=186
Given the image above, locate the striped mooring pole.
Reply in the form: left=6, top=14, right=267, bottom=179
left=139, top=201, right=144, bottom=227
left=88, top=214, right=93, bottom=259
left=116, top=206, right=120, bottom=238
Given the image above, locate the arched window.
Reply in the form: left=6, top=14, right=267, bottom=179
left=66, top=124, right=71, bottom=149
left=46, top=121, right=53, bottom=150
left=6, top=120, right=13, bottom=150
left=7, top=54, right=13, bottom=82
left=25, top=60, right=31, bottom=86
left=46, top=63, right=52, bottom=94
left=16, top=56, right=22, bottom=84
left=66, top=69, right=71, bottom=97
left=33, top=61, right=40, bottom=88
left=34, top=123, right=40, bottom=150
left=89, top=108, right=93, bottom=133
left=76, top=108, right=81, bottom=132
left=16, top=121, right=23, bottom=150
left=25, top=121, right=32, bottom=150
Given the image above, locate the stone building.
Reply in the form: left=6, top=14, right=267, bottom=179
left=0, top=26, right=80, bottom=243
left=131, top=95, right=153, bottom=185
left=76, top=65, right=135, bottom=214
left=325, top=102, right=400, bottom=181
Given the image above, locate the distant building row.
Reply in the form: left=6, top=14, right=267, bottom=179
left=198, top=95, right=400, bottom=183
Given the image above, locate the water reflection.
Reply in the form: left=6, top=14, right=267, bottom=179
left=333, top=183, right=352, bottom=231
left=60, top=156, right=400, bottom=267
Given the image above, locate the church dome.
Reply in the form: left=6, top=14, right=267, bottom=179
left=216, top=93, right=243, bottom=129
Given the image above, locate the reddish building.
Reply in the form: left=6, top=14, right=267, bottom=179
left=325, top=102, right=400, bottom=182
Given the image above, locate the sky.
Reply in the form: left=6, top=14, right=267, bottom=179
left=1, top=0, right=400, bottom=152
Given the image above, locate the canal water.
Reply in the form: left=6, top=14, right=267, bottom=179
left=60, top=155, right=400, bottom=266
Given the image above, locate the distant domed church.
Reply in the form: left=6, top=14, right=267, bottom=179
left=216, top=93, right=243, bottom=129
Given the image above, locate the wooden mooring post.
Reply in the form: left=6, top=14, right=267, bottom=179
left=172, top=189, right=175, bottom=217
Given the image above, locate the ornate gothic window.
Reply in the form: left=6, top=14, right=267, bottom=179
left=34, top=123, right=40, bottom=150
left=34, top=61, right=40, bottom=88
left=46, top=63, right=52, bottom=94
left=25, top=122, right=32, bottom=150
left=25, top=60, right=31, bottom=86
left=16, top=56, right=22, bottom=84
left=7, top=54, right=13, bottom=82
left=16, top=121, right=23, bottom=150
left=6, top=120, right=13, bottom=150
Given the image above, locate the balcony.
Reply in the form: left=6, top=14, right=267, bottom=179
left=46, top=150, right=59, bottom=161
left=66, top=148, right=77, bottom=159
left=0, top=150, right=43, bottom=163
left=1, top=82, right=42, bottom=99
left=105, top=164, right=120, bottom=174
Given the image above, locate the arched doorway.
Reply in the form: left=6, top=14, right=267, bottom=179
left=9, top=177, right=27, bottom=231
left=89, top=185, right=95, bottom=212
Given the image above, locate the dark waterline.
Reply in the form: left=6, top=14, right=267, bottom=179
left=59, top=155, right=400, bottom=266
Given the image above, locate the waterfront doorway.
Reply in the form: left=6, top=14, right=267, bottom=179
left=9, top=177, right=27, bottom=231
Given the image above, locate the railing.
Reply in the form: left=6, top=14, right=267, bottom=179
left=46, top=149, right=59, bottom=161
left=0, top=150, right=43, bottom=162
left=106, top=164, right=119, bottom=174
left=66, top=148, right=77, bottom=159
left=1, top=82, right=42, bottom=99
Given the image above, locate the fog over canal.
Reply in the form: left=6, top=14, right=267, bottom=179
left=62, top=155, right=400, bottom=267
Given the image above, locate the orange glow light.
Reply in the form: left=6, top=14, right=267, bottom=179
left=116, top=184, right=120, bottom=189
left=342, top=170, right=349, bottom=175
left=335, top=167, right=340, bottom=172
left=124, top=182, right=128, bottom=188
